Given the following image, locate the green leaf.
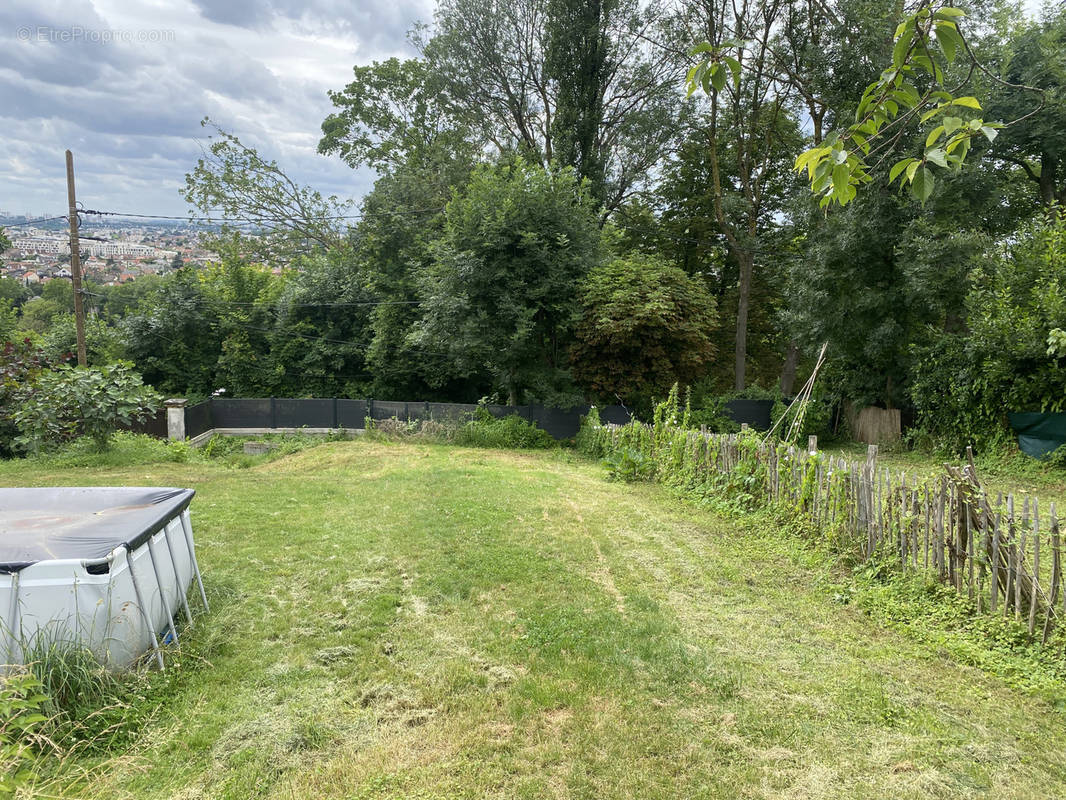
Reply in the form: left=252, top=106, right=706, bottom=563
left=933, top=7, right=966, bottom=19
left=926, top=125, right=945, bottom=148
left=709, top=63, right=726, bottom=92
left=892, top=31, right=911, bottom=69
left=934, top=23, right=961, bottom=62
left=723, top=56, right=742, bottom=87
left=910, top=166, right=935, bottom=203
left=950, top=96, right=982, bottom=110
left=920, top=104, right=947, bottom=124
left=980, top=125, right=999, bottom=143
left=942, top=115, right=963, bottom=135
left=832, top=163, right=850, bottom=197
left=889, top=158, right=915, bottom=183
left=925, top=148, right=948, bottom=168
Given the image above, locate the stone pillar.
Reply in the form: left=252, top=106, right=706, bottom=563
left=165, top=398, right=188, bottom=441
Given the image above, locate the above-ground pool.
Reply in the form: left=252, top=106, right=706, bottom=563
left=0, top=487, right=207, bottom=669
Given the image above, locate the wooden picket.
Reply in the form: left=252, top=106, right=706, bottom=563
left=598, top=423, right=1064, bottom=643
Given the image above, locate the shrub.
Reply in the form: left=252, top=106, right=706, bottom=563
left=0, top=340, right=48, bottom=457
left=909, top=212, right=1066, bottom=453
left=453, top=408, right=554, bottom=449
left=11, top=363, right=162, bottom=453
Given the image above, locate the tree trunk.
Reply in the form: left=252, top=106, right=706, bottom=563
left=1040, top=151, right=1059, bottom=206
left=734, top=249, right=754, bottom=391
left=780, top=341, right=800, bottom=395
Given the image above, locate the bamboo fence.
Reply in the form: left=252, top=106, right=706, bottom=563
left=600, top=424, right=1063, bottom=643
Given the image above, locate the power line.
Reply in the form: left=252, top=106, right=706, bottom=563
left=81, top=290, right=421, bottom=309
left=1, top=215, right=69, bottom=228
left=79, top=206, right=445, bottom=224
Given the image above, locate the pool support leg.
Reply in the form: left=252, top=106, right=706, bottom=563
left=180, top=510, right=209, bottom=613
left=127, top=552, right=165, bottom=671
left=146, top=537, right=179, bottom=646
left=163, top=523, right=194, bottom=628
left=4, top=573, right=20, bottom=666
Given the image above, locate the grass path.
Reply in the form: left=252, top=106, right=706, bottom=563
left=4, top=440, right=1066, bottom=798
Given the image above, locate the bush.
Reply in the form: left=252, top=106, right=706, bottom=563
left=909, top=212, right=1066, bottom=453
left=687, top=395, right=740, bottom=433
left=453, top=408, right=554, bottom=449
left=11, top=363, right=162, bottom=454
left=0, top=340, right=48, bottom=457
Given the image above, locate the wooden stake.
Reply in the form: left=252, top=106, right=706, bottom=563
left=1030, top=497, right=1040, bottom=637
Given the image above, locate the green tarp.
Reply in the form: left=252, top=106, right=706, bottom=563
left=1007, top=412, right=1066, bottom=459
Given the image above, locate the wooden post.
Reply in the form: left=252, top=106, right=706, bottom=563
left=65, top=150, right=87, bottom=367
left=808, top=435, right=817, bottom=454
left=1030, top=497, right=1040, bottom=637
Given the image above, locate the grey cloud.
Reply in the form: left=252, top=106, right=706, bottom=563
left=0, top=0, right=427, bottom=216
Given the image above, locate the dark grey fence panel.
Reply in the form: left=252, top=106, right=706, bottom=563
left=336, top=399, right=367, bottom=428
left=405, top=401, right=431, bottom=421
left=120, top=408, right=167, bottom=438
left=185, top=401, right=213, bottom=438
left=724, top=399, right=773, bottom=431
left=529, top=404, right=585, bottom=440
left=428, top=403, right=478, bottom=422
left=135, top=396, right=631, bottom=441
left=369, top=400, right=407, bottom=421
left=276, top=398, right=334, bottom=428
left=211, top=398, right=272, bottom=428
left=599, top=405, right=631, bottom=426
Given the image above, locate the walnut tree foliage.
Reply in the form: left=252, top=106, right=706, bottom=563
left=182, top=120, right=351, bottom=260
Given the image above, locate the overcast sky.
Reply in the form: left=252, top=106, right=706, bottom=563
left=0, top=0, right=434, bottom=219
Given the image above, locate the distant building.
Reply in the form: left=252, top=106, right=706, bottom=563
left=85, top=241, right=157, bottom=258
left=13, top=237, right=70, bottom=256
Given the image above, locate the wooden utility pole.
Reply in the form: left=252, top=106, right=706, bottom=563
left=65, top=150, right=87, bottom=367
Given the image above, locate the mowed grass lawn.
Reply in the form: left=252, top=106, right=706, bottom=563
left=4, top=439, right=1066, bottom=799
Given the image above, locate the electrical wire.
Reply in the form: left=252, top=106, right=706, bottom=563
left=0, top=215, right=69, bottom=228
left=81, top=290, right=421, bottom=309
left=79, top=206, right=444, bottom=224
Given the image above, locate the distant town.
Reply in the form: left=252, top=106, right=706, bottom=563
left=0, top=212, right=221, bottom=288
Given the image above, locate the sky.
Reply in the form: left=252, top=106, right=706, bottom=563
left=0, top=0, right=435, bottom=219
left=0, top=0, right=1050, bottom=221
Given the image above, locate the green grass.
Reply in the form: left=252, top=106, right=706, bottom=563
left=4, top=438, right=1066, bottom=798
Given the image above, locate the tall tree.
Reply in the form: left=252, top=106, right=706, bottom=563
left=545, top=0, right=612, bottom=200
left=320, top=57, right=481, bottom=398
left=415, top=160, right=603, bottom=405
left=985, top=7, right=1066, bottom=206
left=321, top=0, right=685, bottom=212
left=683, top=0, right=806, bottom=390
